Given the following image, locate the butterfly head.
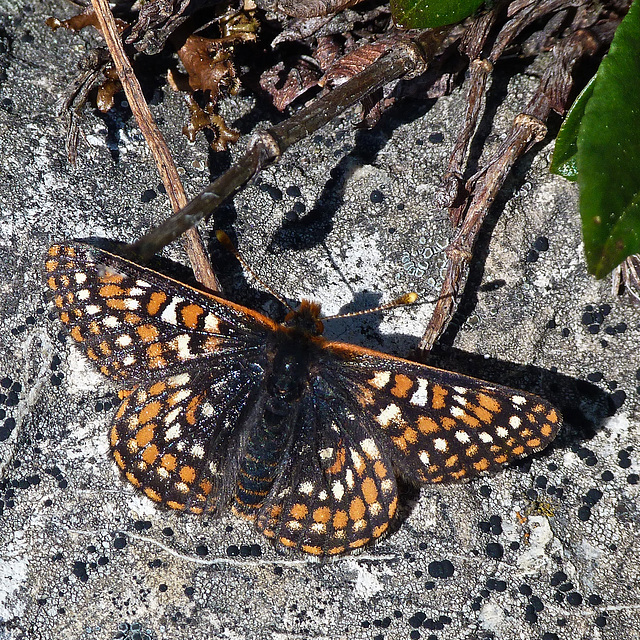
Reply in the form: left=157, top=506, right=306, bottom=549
left=283, top=299, right=324, bottom=336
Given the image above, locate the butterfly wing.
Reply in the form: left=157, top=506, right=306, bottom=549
left=320, top=342, right=561, bottom=485
left=44, top=242, right=277, bottom=383
left=255, top=375, right=398, bottom=556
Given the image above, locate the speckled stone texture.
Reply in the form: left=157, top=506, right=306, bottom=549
left=1, top=2, right=639, bottom=639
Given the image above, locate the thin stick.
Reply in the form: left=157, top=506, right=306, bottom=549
left=90, top=0, right=221, bottom=291
left=131, top=29, right=447, bottom=262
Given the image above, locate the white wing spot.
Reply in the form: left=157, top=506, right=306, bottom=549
left=479, top=432, right=494, bottom=443
left=164, top=408, right=181, bottom=425
left=453, top=395, right=467, bottom=406
left=175, top=482, right=189, bottom=494
left=103, top=315, right=119, bottom=328
left=454, top=386, right=468, bottom=394
left=376, top=403, right=402, bottom=428
left=168, top=373, right=191, bottom=387
left=165, top=424, right=182, bottom=440
left=170, top=389, right=191, bottom=404
left=419, top=450, right=430, bottom=466
left=124, top=298, right=140, bottom=310
left=74, top=273, right=87, bottom=284
left=345, top=469, right=355, bottom=489
left=434, top=438, right=448, bottom=452
left=319, top=447, right=334, bottom=460
left=509, top=415, right=522, bottom=429
left=174, top=334, right=192, bottom=359
left=450, top=406, right=465, bottom=418
left=122, top=355, right=136, bottom=366
left=360, top=438, right=380, bottom=459
left=381, top=479, right=394, bottom=493
left=455, top=431, right=471, bottom=443
left=77, top=289, right=90, bottom=301
left=136, top=279, right=151, bottom=288
left=191, top=444, right=205, bottom=458
left=496, top=426, right=509, bottom=438
left=116, top=334, right=132, bottom=347
left=410, top=378, right=429, bottom=407
left=331, top=481, right=345, bottom=501
left=369, top=371, right=391, bottom=389
left=298, top=481, right=314, bottom=495
left=368, top=502, right=382, bottom=516
left=511, top=395, right=527, bottom=406
left=286, top=520, right=302, bottom=531
left=318, top=490, right=328, bottom=501
left=160, top=296, right=184, bottom=324
left=204, top=313, right=220, bottom=332
left=86, top=305, right=101, bottom=315
left=128, top=287, right=144, bottom=297
left=201, top=402, right=215, bottom=417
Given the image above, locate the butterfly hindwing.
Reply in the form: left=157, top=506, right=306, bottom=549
left=323, top=343, right=561, bottom=485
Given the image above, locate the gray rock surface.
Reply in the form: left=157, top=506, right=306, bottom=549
left=1, top=1, right=639, bottom=639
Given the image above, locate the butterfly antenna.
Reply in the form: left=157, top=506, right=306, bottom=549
left=216, top=230, right=295, bottom=311
left=322, top=292, right=419, bottom=321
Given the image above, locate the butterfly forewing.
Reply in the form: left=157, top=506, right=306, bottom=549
left=44, top=243, right=275, bottom=382
left=324, top=343, right=561, bottom=485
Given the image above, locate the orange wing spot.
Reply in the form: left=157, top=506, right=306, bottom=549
left=135, top=423, right=155, bottom=447
left=391, top=436, right=408, bottom=452
left=520, top=428, right=533, bottom=438
left=391, top=374, right=413, bottom=398
left=100, top=365, right=110, bottom=376
left=115, top=400, right=129, bottom=419
left=181, top=304, right=204, bottom=329
left=526, top=438, right=542, bottom=448
left=59, top=275, right=70, bottom=288
left=45, top=259, right=58, bottom=272
left=349, top=537, right=369, bottom=550
left=389, top=496, right=398, bottom=517
left=373, top=460, right=388, bottom=479
left=477, top=393, right=501, bottom=412
left=417, top=416, right=439, bottom=434
left=98, top=271, right=124, bottom=284
left=59, top=311, right=70, bottom=324
left=137, top=324, right=159, bottom=342
left=474, top=458, right=490, bottom=472
left=445, top=455, right=459, bottom=468
left=546, top=409, right=559, bottom=424
left=190, top=506, right=204, bottom=515
left=179, top=465, right=196, bottom=483
left=279, top=537, right=297, bottom=548
left=70, top=326, right=83, bottom=342
left=200, top=480, right=213, bottom=495
left=361, top=477, right=378, bottom=504
left=88, top=321, right=100, bottom=334
left=441, top=417, right=456, bottom=429
left=65, top=291, right=74, bottom=304
left=118, top=389, right=133, bottom=399
left=142, top=444, right=159, bottom=465
left=185, top=396, right=200, bottom=425
left=99, top=341, right=111, bottom=355
left=99, top=284, right=125, bottom=298
left=147, top=343, right=163, bottom=357
left=465, top=444, right=479, bottom=457
left=494, top=454, right=508, bottom=464
left=47, top=276, right=58, bottom=290
left=512, top=445, right=525, bottom=455
left=113, top=450, right=125, bottom=469
left=403, top=426, right=418, bottom=444
left=468, top=405, right=493, bottom=423
left=138, top=401, right=161, bottom=424
left=86, top=348, right=99, bottom=360
left=327, top=445, right=346, bottom=474
left=526, top=413, right=535, bottom=422
left=63, top=246, right=77, bottom=257
left=106, top=298, right=127, bottom=310
left=126, top=472, right=141, bottom=488
left=355, top=385, right=375, bottom=406
left=328, top=545, right=346, bottom=555
left=450, top=469, right=467, bottom=480
left=333, top=510, right=348, bottom=530
left=161, top=454, right=177, bottom=471
left=48, top=245, right=61, bottom=257
left=289, top=503, right=308, bottom=520
left=72, top=308, right=83, bottom=318
left=313, top=506, right=331, bottom=523
left=349, top=497, right=366, bottom=521
left=124, top=312, right=141, bottom=325
left=301, top=544, right=323, bottom=555
left=147, top=291, right=167, bottom=315
left=431, top=385, right=448, bottom=409
left=533, top=403, right=546, bottom=413
left=149, top=381, right=166, bottom=396
left=166, top=500, right=186, bottom=511
left=541, top=424, right=554, bottom=437
left=461, top=412, right=480, bottom=428
left=110, top=425, right=119, bottom=447
left=373, top=522, right=389, bottom=538
left=54, top=295, right=64, bottom=308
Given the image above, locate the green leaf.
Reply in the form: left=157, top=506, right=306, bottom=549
left=391, top=0, right=485, bottom=29
left=578, top=0, right=640, bottom=278
left=549, top=77, right=596, bottom=181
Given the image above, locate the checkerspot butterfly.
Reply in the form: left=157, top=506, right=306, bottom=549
left=45, top=241, right=561, bottom=555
